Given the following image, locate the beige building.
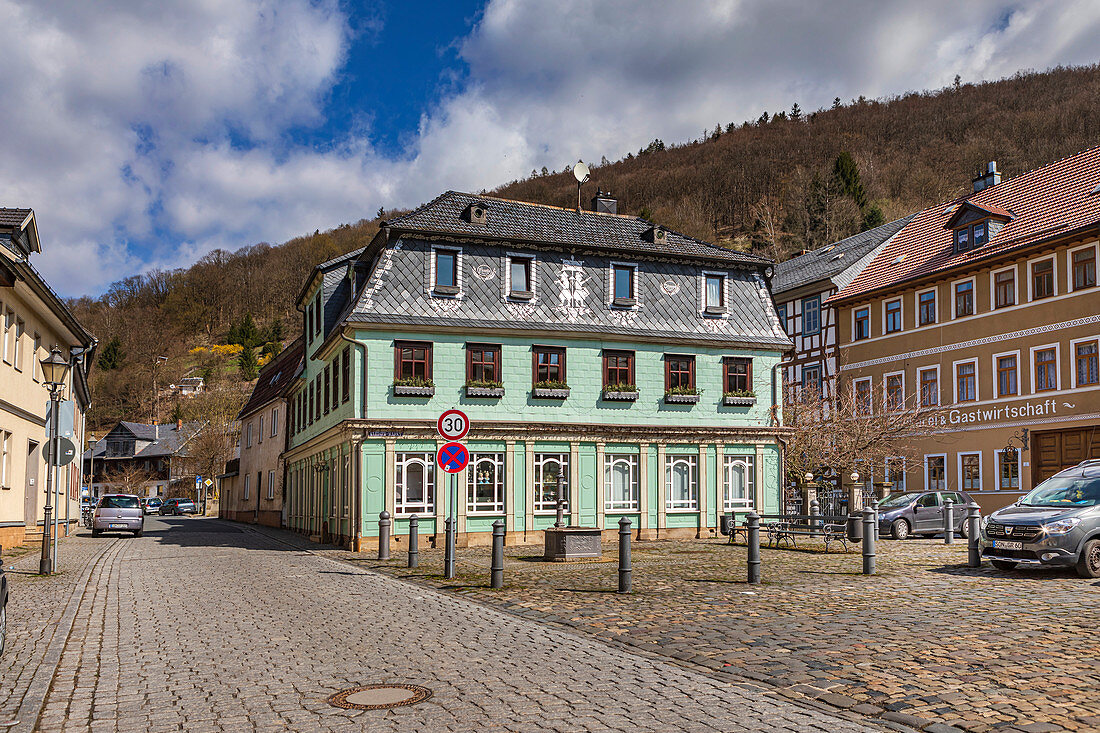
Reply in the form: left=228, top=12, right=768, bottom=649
left=832, top=153, right=1100, bottom=512
left=0, top=208, right=95, bottom=550
left=221, top=338, right=301, bottom=527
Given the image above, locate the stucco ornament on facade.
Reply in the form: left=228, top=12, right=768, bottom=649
left=553, top=260, right=592, bottom=323
left=474, top=263, right=494, bottom=280
left=661, top=279, right=680, bottom=296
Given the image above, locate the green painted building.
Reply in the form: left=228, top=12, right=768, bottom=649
left=283, top=191, right=791, bottom=549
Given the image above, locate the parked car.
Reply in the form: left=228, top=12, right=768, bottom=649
left=877, top=490, right=977, bottom=540
left=160, top=497, right=198, bottom=516
left=141, top=497, right=163, bottom=515
left=0, top=559, right=8, bottom=657
left=980, top=460, right=1100, bottom=578
left=92, top=494, right=144, bottom=537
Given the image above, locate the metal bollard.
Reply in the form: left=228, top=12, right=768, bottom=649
left=378, top=511, right=391, bottom=560
left=809, top=499, right=820, bottom=537
left=871, top=500, right=880, bottom=541
left=407, top=514, right=419, bottom=568
left=443, top=517, right=455, bottom=579
left=491, top=520, right=505, bottom=589
left=967, top=502, right=981, bottom=568
left=618, top=517, right=632, bottom=593
left=862, top=507, right=876, bottom=575
left=746, top=511, right=761, bottom=584
left=943, top=498, right=954, bottom=545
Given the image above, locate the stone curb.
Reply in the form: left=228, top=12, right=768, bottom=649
left=10, top=537, right=120, bottom=733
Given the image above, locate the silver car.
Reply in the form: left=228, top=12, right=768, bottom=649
left=91, top=494, right=144, bottom=537
left=877, top=490, right=977, bottom=540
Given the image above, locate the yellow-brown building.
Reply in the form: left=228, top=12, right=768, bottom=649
left=0, top=208, right=95, bottom=550
left=831, top=153, right=1100, bottom=512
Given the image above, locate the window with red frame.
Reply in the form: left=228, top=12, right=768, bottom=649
left=394, top=341, right=432, bottom=380
left=723, top=357, right=752, bottom=393
left=532, top=346, right=566, bottom=384
left=665, top=355, right=695, bottom=391
left=602, top=350, right=634, bottom=388
left=466, top=343, right=501, bottom=383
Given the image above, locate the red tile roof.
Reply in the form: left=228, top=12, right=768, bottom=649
left=831, top=146, right=1100, bottom=304
left=237, top=337, right=304, bottom=420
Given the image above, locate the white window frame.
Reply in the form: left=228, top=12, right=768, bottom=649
left=918, top=364, right=940, bottom=407
left=802, top=296, right=821, bottom=336
left=270, top=408, right=279, bottom=436
left=243, top=473, right=250, bottom=501
left=852, top=306, right=871, bottom=341
left=395, top=452, right=435, bottom=515
left=924, top=454, right=947, bottom=492
left=882, top=370, right=905, bottom=411
left=991, top=349, right=1021, bottom=398
left=700, top=270, right=728, bottom=315
left=32, top=332, right=41, bottom=382
left=994, top=448, right=1022, bottom=491
left=916, top=287, right=937, bottom=326
left=13, top=318, right=24, bottom=371
left=604, top=453, right=639, bottom=511
left=1, top=309, right=11, bottom=364
left=1069, top=242, right=1099, bottom=292
left=0, top=431, right=10, bottom=488
left=467, top=452, right=506, bottom=514
left=267, top=469, right=275, bottom=500
left=430, top=245, right=463, bottom=297
left=533, top=453, right=569, bottom=513
left=665, top=454, right=699, bottom=511
left=258, top=416, right=263, bottom=444
left=343, top=456, right=351, bottom=517
left=723, top=454, right=755, bottom=512
left=1030, top=342, right=1061, bottom=393
left=1027, top=254, right=1058, bottom=301
left=1070, top=336, right=1100, bottom=389
left=952, top=357, right=979, bottom=403
left=990, top=264, right=1018, bottom=310
left=951, top=276, right=976, bottom=320
left=246, top=422, right=253, bottom=449
left=608, top=261, right=640, bottom=308
left=882, top=297, right=903, bottom=335
left=958, top=452, right=982, bottom=492
left=884, top=457, right=905, bottom=493
left=505, top=252, right=538, bottom=301
left=853, top=376, right=873, bottom=414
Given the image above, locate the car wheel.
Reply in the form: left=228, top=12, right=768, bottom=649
left=991, top=559, right=1017, bottom=571
left=891, top=518, right=910, bottom=540
left=959, top=521, right=969, bottom=540
left=0, top=602, right=6, bottom=658
left=91, top=528, right=101, bottom=537
left=1076, top=539, right=1100, bottom=579
left=133, top=530, right=143, bottom=538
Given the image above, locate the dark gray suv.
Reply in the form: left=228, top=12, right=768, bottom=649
left=980, top=460, right=1100, bottom=578
left=877, top=490, right=977, bottom=540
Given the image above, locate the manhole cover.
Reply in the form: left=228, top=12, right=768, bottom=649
left=327, top=684, right=432, bottom=710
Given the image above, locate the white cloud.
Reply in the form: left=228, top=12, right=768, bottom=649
left=1, top=0, right=1098, bottom=297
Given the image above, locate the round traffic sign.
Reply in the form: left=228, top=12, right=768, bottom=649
left=437, top=409, right=470, bottom=441
left=437, top=442, right=469, bottom=474
left=43, top=437, right=77, bottom=467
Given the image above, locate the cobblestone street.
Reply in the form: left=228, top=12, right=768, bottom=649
left=0, top=518, right=884, bottom=732
left=337, top=534, right=1100, bottom=733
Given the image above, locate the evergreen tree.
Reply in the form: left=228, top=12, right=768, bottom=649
left=376, top=206, right=385, bottom=219
left=790, top=103, right=802, bottom=121
left=540, top=166, right=549, bottom=176
left=757, top=111, right=770, bottom=125
left=638, top=206, right=654, bottom=222
left=97, top=337, right=124, bottom=371
left=832, top=96, right=842, bottom=109
left=861, top=205, right=886, bottom=231
left=265, top=318, right=284, bottom=344
left=228, top=313, right=260, bottom=349
left=237, top=347, right=259, bottom=380
left=833, top=152, right=868, bottom=210
left=954, top=74, right=961, bottom=91
left=600, top=155, right=610, bottom=166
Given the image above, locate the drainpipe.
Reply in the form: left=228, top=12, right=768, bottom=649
left=339, top=328, right=368, bottom=551
left=772, top=360, right=789, bottom=512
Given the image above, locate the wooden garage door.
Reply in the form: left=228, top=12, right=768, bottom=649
left=1033, top=426, right=1100, bottom=484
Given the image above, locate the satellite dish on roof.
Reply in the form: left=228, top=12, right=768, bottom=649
left=572, top=161, right=590, bottom=184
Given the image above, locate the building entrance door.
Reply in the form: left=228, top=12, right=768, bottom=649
left=1033, top=426, right=1100, bottom=484
left=25, top=440, right=39, bottom=527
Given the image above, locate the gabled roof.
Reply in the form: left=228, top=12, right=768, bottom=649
left=238, top=337, right=304, bottom=419
left=832, top=146, right=1100, bottom=304
left=944, top=201, right=1014, bottom=229
left=84, top=421, right=204, bottom=460
left=771, top=216, right=915, bottom=295
left=387, top=190, right=770, bottom=266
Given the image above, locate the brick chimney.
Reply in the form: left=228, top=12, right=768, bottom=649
left=591, top=189, right=617, bottom=214
left=153, top=420, right=159, bottom=440
left=176, top=419, right=183, bottom=431
left=972, top=161, right=1001, bottom=193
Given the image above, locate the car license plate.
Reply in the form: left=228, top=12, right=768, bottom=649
left=993, top=540, right=1023, bottom=550
left=109, top=523, right=126, bottom=529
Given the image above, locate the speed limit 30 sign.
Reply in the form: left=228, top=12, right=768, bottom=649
left=437, top=409, right=470, bottom=441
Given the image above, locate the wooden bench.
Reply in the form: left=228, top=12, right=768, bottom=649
left=721, top=513, right=853, bottom=552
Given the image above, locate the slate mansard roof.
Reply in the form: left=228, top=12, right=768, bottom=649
left=771, top=215, right=915, bottom=296
left=339, top=191, right=790, bottom=349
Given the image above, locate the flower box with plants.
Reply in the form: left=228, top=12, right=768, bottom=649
left=531, top=380, right=570, bottom=399
left=464, top=380, right=505, bottom=398
left=723, top=390, right=756, bottom=406
left=664, top=386, right=700, bottom=404
left=602, top=384, right=639, bottom=401
left=392, top=377, right=435, bottom=397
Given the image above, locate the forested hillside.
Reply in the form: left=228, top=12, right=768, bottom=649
left=70, top=64, right=1100, bottom=432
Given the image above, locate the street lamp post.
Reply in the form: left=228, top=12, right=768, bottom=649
left=40, top=346, right=70, bottom=575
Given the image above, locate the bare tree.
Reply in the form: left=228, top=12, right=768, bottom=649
left=102, top=464, right=154, bottom=496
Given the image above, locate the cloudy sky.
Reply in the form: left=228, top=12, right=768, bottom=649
left=2, top=0, right=1099, bottom=297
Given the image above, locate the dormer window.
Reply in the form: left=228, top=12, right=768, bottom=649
left=463, top=202, right=488, bottom=225
left=642, top=225, right=667, bottom=244
left=973, top=222, right=986, bottom=245
left=955, top=228, right=969, bottom=251
left=947, top=203, right=1013, bottom=254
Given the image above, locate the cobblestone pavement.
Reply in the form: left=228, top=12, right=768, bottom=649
left=21, top=518, right=884, bottom=732
left=0, top=532, right=117, bottom=729
left=328, top=536, right=1100, bottom=733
